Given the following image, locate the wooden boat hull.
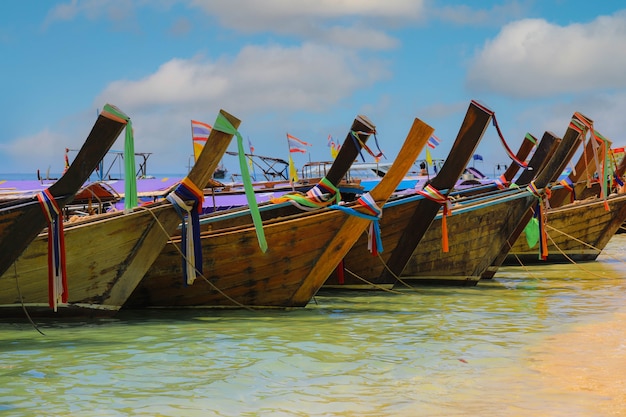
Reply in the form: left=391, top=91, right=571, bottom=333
left=400, top=191, right=537, bottom=285
left=126, top=117, right=434, bottom=309
left=128, top=209, right=349, bottom=308
left=0, top=109, right=240, bottom=318
left=0, top=105, right=126, bottom=277
left=0, top=205, right=182, bottom=317
left=505, top=193, right=626, bottom=264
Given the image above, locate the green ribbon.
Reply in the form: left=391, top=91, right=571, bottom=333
left=101, top=104, right=137, bottom=210
left=213, top=113, right=268, bottom=252
left=124, top=119, right=137, bottom=210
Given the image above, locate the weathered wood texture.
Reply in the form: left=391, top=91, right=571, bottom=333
left=0, top=110, right=239, bottom=317
left=0, top=106, right=126, bottom=277
left=126, top=116, right=433, bottom=308
left=403, top=123, right=581, bottom=285
left=506, top=193, right=626, bottom=263
left=482, top=113, right=591, bottom=279
left=324, top=101, right=492, bottom=288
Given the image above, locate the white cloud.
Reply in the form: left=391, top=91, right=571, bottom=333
left=434, top=1, right=526, bottom=27
left=96, top=43, right=388, bottom=113
left=190, top=0, right=425, bottom=50
left=467, top=11, right=626, bottom=97
left=86, top=42, right=389, bottom=173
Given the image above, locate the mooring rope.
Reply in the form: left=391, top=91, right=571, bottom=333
left=136, top=205, right=257, bottom=311
left=13, top=263, right=45, bottom=335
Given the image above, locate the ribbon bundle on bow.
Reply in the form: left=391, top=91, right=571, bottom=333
left=37, top=189, right=68, bottom=311
left=167, top=178, right=204, bottom=285
left=417, top=184, right=452, bottom=252
left=331, top=193, right=383, bottom=255
left=271, top=177, right=341, bottom=211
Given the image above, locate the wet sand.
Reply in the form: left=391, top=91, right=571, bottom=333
left=528, top=308, right=626, bottom=416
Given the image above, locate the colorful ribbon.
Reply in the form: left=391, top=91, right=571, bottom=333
left=526, top=181, right=549, bottom=260
left=167, top=178, right=204, bottom=285
left=416, top=184, right=452, bottom=252
left=495, top=174, right=509, bottom=190
left=271, top=177, right=340, bottom=210
left=350, top=129, right=384, bottom=162
left=37, top=189, right=68, bottom=311
left=213, top=113, right=268, bottom=253
left=331, top=193, right=383, bottom=255
left=559, top=178, right=576, bottom=203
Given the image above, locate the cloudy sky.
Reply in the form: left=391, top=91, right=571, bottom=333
left=1, top=0, right=625, bottom=179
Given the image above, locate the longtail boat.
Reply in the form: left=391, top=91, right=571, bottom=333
left=405, top=113, right=590, bottom=285
left=505, top=193, right=626, bottom=263
left=392, top=131, right=562, bottom=286
left=505, top=129, right=626, bottom=264
left=125, top=114, right=433, bottom=309
left=0, top=104, right=125, bottom=277
left=0, top=109, right=240, bottom=317
left=323, top=100, right=493, bottom=289
left=192, top=115, right=378, bottom=231
left=480, top=113, right=593, bottom=279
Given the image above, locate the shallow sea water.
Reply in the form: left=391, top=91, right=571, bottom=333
left=1, top=235, right=625, bottom=416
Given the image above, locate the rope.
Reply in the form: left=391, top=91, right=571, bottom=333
left=472, top=100, right=528, bottom=168
left=13, top=263, right=45, bottom=335
left=342, top=267, right=404, bottom=294
left=135, top=205, right=257, bottom=311
left=544, top=228, right=611, bottom=279
left=525, top=181, right=549, bottom=260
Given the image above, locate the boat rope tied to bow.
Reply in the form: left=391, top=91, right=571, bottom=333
left=573, top=112, right=612, bottom=212
left=167, top=178, right=204, bottom=286
left=350, top=129, right=385, bottom=162
left=472, top=100, right=528, bottom=168
left=526, top=181, right=551, bottom=260
left=214, top=112, right=268, bottom=252
left=331, top=193, right=383, bottom=255
left=417, top=184, right=452, bottom=252
left=270, top=177, right=341, bottom=210
left=36, top=189, right=68, bottom=311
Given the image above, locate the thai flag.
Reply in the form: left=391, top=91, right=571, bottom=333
left=191, top=120, right=212, bottom=141
left=427, top=135, right=440, bottom=149
left=191, top=120, right=212, bottom=161
left=287, top=133, right=311, bottom=153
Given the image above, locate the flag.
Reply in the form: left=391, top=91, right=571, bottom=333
left=289, top=155, right=299, bottom=183
left=473, top=154, right=483, bottom=161
left=248, top=137, right=255, bottom=154
left=191, top=120, right=212, bottom=161
left=426, top=148, right=433, bottom=166
left=63, top=148, right=70, bottom=173
left=328, top=135, right=340, bottom=159
left=427, top=135, right=440, bottom=149
left=287, top=133, right=311, bottom=153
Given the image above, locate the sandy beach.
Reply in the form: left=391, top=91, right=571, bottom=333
left=528, top=308, right=626, bottom=416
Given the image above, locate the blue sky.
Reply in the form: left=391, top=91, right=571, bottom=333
left=2, top=0, right=625, bottom=178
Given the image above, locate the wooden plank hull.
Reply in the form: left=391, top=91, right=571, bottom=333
left=400, top=191, right=537, bottom=285
left=0, top=110, right=240, bottom=318
left=324, top=101, right=495, bottom=289
left=505, top=193, right=626, bottom=263
left=126, top=117, right=433, bottom=309
left=0, top=105, right=127, bottom=277
left=0, top=205, right=182, bottom=316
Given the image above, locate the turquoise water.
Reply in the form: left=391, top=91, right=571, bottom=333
left=1, top=236, right=626, bottom=416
